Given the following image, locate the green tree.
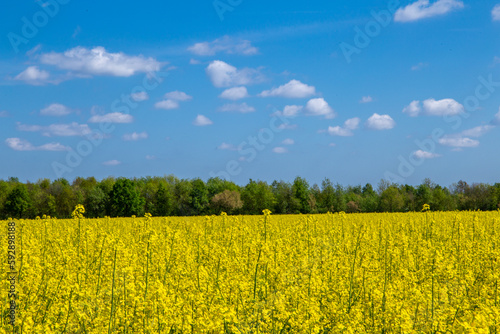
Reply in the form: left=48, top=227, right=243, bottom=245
left=379, top=187, right=404, bottom=212
left=154, top=183, right=173, bottom=216
left=110, top=179, right=144, bottom=217
left=4, top=184, right=32, bottom=218
left=292, top=177, right=311, bottom=214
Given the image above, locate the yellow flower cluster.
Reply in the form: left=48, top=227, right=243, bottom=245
left=1, top=211, right=499, bottom=332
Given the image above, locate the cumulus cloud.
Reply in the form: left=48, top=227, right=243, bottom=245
left=164, top=91, right=192, bottom=101
left=219, top=103, right=255, bottom=113
left=403, top=98, right=464, bottom=117
left=193, top=115, right=213, bottom=126
left=259, top=80, right=316, bottom=98
left=103, top=160, right=121, bottom=166
left=413, top=150, right=441, bottom=159
left=14, top=66, right=50, bottom=85
left=282, top=138, right=295, bottom=145
left=272, top=105, right=303, bottom=118
left=394, top=0, right=464, bottom=22
left=438, top=124, right=495, bottom=149
left=327, top=117, right=361, bottom=137
left=493, top=4, right=500, bottom=21
left=17, top=122, right=92, bottom=137
left=219, top=86, right=249, bottom=100
left=155, top=100, right=179, bottom=110
left=88, top=112, right=133, bottom=123
left=5, top=138, right=70, bottom=151
left=272, top=147, right=288, bottom=154
left=206, top=60, right=264, bottom=88
left=123, top=132, right=148, bottom=141
left=131, top=91, right=149, bottom=102
left=360, top=96, right=373, bottom=103
left=188, top=36, right=258, bottom=56
left=439, top=136, right=479, bottom=148
left=40, top=46, right=161, bottom=77
left=40, top=103, right=72, bottom=116
left=305, top=98, right=335, bottom=119
left=365, top=113, right=396, bottom=130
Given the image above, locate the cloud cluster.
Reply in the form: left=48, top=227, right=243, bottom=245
left=365, top=113, right=396, bottom=130
left=40, top=46, right=162, bottom=77
left=5, top=138, right=69, bottom=151
left=328, top=117, right=360, bottom=136
left=17, top=122, right=92, bottom=137
left=155, top=91, right=192, bottom=110
left=403, top=98, right=464, bottom=117
left=40, top=103, right=72, bottom=116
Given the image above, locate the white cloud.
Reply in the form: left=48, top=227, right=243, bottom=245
left=103, top=160, right=121, bottom=166
left=259, top=80, right=316, bottom=98
left=402, top=100, right=422, bottom=117
left=131, top=91, right=149, bottom=102
left=193, top=115, right=213, bottom=126
left=40, top=103, right=72, bottom=116
left=271, top=105, right=303, bottom=118
left=146, top=155, right=156, bottom=160
left=219, top=103, right=255, bottom=113
left=437, top=125, right=494, bottom=149
left=366, top=113, right=396, bottom=130
left=17, top=122, right=92, bottom=137
left=206, top=60, right=264, bottom=88
left=328, top=126, right=353, bottom=137
left=439, top=136, right=479, bottom=148
left=492, top=4, right=500, bottom=21
left=164, top=91, right=192, bottom=101
left=461, top=125, right=494, bottom=138
left=403, top=98, right=464, bottom=117
left=219, top=86, right=249, bottom=100
left=0, top=111, right=9, bottom=117
left=190, top=59, right=201, bottom=65
left=411, top=62, right=429, bottom=71
left=413, top=150, right=441, bottom=159
left=344, top=117, right=361, bottom=130
left=394, top=0, right=464, bottom=22
left=188, top=36, right=258, bottom=56
left=493, top=109, right=500, bottom=125
left=14, top=66, right=50, bottom=85
left=88, top=112, right=133, bottom=123
left=327, top=117, right=361, bottom=137
left=5, top=138, right=70, bottom=151
left=273, top=147, right=288, bottom=154
left=282, top=138, right=295, bottom=145
left=217, top=142, right=238, bottom=151
left=305, top=98, right=336, bottom=119
left=40, top=46, right=161, bottom=77
left=360, top=96, right=373, bottom=103
left=123, top=132, right=148, bottom=141
left=154, top=100, right=179, bottom=110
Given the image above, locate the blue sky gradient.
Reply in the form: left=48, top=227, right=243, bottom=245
left=1, top=0, right=500, bottom=186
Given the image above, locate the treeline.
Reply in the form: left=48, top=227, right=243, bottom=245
left=1, top=176, right=500, bottom=219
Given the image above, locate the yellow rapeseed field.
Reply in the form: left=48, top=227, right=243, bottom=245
left=2, top=210, right=500, bottom=333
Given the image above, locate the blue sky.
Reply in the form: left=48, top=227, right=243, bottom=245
left=1, top=0, right=500, bottom=187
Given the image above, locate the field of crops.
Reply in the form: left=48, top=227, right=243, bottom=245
left=2, top=210, right=500, bottom=333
